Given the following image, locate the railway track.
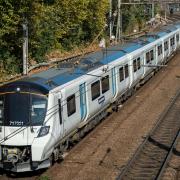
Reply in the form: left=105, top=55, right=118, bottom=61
left=117, top=90, right=180, bottom=180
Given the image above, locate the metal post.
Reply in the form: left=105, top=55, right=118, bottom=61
left=109, top=0, right=112, bottom=39
left=116, top=0, right=121, bottom=42
left=165, top=3, right=167, bottom=20
left=22, top=20, right=28, bottom=75
left=152, top=2, right=155, bottom=18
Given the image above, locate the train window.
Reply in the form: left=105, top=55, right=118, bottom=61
left=137, top=58, right=141, bottom=70
left=119, top=67, right=124, bottom=82
left=133, top=59, right=137, bottom=72
left=173, top=37, right=175, bottom=45
left=67, top=94, right=76, bottom=116
left=125, top=64, right=129, bottom=78
left=91, top=80, right=100, bottom=100
left=176, top=34, right=179, bottom=42
left=31, top=95, right=47, bottom=125
left=4, top=93, right=30, bottom=126
left=146, top=52, right=150, bottom=63
left=158, top=45, right=162, bottom=56
left=164, top=41, right=168, bottom=51
left=150, top=50, right=154, bottom=61
left=170, top=38, right=173, bottom=46
left=170, top=37, right=175, bottom=46
left=101, top=75, right=110, bottom=94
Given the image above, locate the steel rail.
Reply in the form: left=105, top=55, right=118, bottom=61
left=116, top=89, right=180, bottom=180
left=156, top=131, right=179, bottom=179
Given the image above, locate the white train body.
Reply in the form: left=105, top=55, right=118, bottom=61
left=0, top=23, right=180, bottom=172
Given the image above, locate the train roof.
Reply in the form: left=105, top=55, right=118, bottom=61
left=11, top=22, right=180, bottom=92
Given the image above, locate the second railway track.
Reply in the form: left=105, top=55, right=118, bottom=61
left=117, top=90, right=180, bottom=180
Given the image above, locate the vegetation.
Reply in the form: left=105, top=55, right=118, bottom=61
left=121, top=4, right=147, bottom=34
left=0, top=0, right=108, bottom=76
left=0, top=0, right=160, bottom=77
left=39, top=175, right=50, bottom=180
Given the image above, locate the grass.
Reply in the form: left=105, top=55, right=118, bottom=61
left=39, top=175, right=51, bottom=180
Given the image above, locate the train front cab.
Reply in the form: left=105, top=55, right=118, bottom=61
left=0, top=82, right=54, bottom=172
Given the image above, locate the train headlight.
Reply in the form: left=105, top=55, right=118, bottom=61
left=37, top=126, right=50, bottom=137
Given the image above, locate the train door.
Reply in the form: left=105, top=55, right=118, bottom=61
left=79, top=83, right=87, bottom=121
left=157, top=44, right=163, bottom=64
left=112, top=67, right=117, bottom=98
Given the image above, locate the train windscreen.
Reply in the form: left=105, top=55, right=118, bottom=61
left=0, top=93, right=47, bottom=126
left=31, top=94, right=47, bottom=126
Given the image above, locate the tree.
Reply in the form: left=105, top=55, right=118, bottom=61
left=0, top=0, right=109, bottom=75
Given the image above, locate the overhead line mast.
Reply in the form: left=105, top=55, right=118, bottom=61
left=116, top=0, right=122, bottom=42
left=22, top=18, right=28, bottom=76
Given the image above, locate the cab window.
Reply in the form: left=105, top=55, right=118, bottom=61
left=31, top=95, right=47, bottom=125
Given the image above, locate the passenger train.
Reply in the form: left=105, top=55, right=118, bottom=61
left=0, top=22, right=180, bottom=172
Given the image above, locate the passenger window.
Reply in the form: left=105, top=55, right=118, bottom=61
left=158, top=45, right=162, bottom=56
left=164, top=41, right=168, bottom=51
left=125, top=64, right=129, bottom=78
left=170, top=37, right=175, bottom=46
left=91, top=80, right=100, bottom=100
left=176, top=34, right=179, bottom=42
left=137, top=58, right=141, bottom=70
left=146, top=52, right=150, bottom=63
left=150, top=50, right=154, bottom=61
left=173, top=37, right=175, bottom=45
left=67, top=94, right=76, bottom=116
left=101, top=75, right=109, bottom=94
left=119, top=67, right=124, bottom=82
left=133, top=59, right=137, bottom=72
